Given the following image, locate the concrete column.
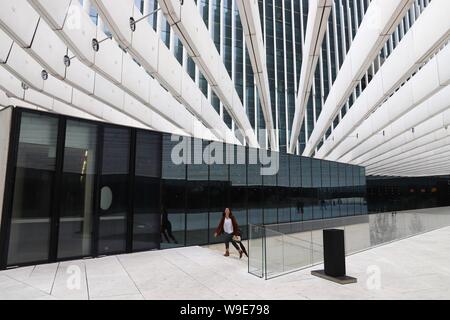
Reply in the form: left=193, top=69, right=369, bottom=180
left=0, top=107, right=12, bottom=228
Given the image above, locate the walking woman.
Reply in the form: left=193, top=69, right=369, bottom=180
left=214, top=208, right=248, bottom=258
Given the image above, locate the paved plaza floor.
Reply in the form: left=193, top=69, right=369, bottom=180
left=1, top=220, right=449, bottom=300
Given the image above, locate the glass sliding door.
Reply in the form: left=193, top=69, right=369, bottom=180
left=98, top=127, right=130, bottom=255
left=133, top=130, right=161, bottom=251
left=58, top=120, right=97, bottom=259
left=161, top=134, right=186, bottom=248
left=7, top=112, right=58, bottom=265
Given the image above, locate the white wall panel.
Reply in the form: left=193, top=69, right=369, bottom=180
left=123, top=93, right=149, bottom=121
left=65, top=57, right=96, bottom=94
left=51, top=99, right=99, bottom=121
left=156, top=41, right=182, bottom=98
left=43, top=74, right=72, bottom=103
left=92, top=0, right=134, bottom=47
left=93, top=73, right=125, bottom=109
left=437, top=44, right=450, bottom=86
left=0, top=0, right=40, bottom=48
left=379, top=32, right=415, bottom=92
left=30, top=20, right=67, bottom=77
left=130, top=6, right=159, bottom=74
left=121, top=54, right=150, bottom=103
left=0, top=66, right=24, bottom=98
left=28, top=0, right=72, bottom=30
left=71, top=88, right=104, bottom=116
left=412, top=0, right=450, bottom=63
left=24, top=89, right=54, bottom=110
left=60, top=0, right=96, bottom=65
left=94, top=37, right=123, bottom=84
left=411, top=58, right=441, bottom=104
left=181, top=72, right=201, bottom=116
left=6, top=43, right=44, bottom=91
left=0, top=29, right=13, bottom=63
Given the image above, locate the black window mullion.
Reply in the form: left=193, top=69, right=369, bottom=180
left=126, top=128, right=137, bottom=253
left=91, top=126, right=104, bottom=258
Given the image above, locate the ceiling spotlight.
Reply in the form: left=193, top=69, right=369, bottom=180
left=129, top=6, right=163, bottom=32
left=63, top=55, right=72, bottom=67
left=129, top=17, right=136, bottom=32
left=91, top=35, right=112, bottom=52
left=92, top=38, right=99, bottom=52
left=41, top=70, right=48, bottom=81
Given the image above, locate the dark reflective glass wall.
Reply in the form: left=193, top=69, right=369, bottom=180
left=161, top=134, right=186, bottom=249
left=98, top=126, right=130, bottom=255
left=58, top=120, right=97, bottom=259
left=1, top=109, right=367, bottom=268
left=134, top=131, right=161, bottom=251
left=367, top=176, right=450, bottom=213
left=7, top=113, right=58, bottom=265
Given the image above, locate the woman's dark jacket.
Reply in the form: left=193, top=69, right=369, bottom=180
left=215, top=216, right=240, bottom=236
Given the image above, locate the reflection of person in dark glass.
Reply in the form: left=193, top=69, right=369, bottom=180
left=297, top=201, right=304, bottom=215
left=214, top=208, right=248, bottom=258
left=161, top=205, right=178, bottom=244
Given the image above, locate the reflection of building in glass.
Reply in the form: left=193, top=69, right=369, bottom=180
left=0, top=108, right=366, bottom=268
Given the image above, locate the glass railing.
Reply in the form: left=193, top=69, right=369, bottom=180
left=248, top=208, right=450, bottom=279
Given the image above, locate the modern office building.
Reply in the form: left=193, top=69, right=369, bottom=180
left=0, top=0, right=448, bottom=269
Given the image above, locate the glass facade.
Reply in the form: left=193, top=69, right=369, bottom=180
left=58, top=120, right=97, bottom=259
left=7, top=113, right=58, bottom=265
left=367, top=176, right=450, bottom=213
left=0, top=109, right=367, bottom=268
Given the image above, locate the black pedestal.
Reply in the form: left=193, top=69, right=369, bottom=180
left=323, top=229, right=346, bottom=277
left=311, top=229, right=357, bottom=285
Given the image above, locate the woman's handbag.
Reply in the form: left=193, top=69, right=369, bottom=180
left=232, top=229, right=242, bottom=242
